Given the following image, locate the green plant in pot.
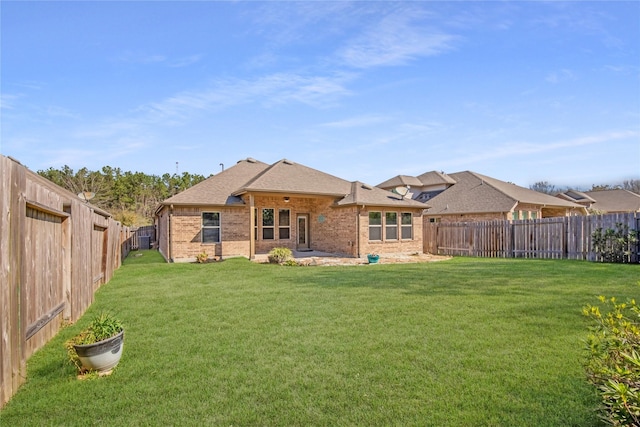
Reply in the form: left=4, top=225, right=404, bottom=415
left=66, top=312, right=124, bottom=375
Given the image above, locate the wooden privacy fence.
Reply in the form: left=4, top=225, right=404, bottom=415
left=424, top=212, right=640, bottom=262
left=1, top=155, right=132, bottom=408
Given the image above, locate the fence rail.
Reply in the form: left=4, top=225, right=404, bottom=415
left=1, top=155, right=132, bottom=408
left=424, top=213, right=640, bottom=262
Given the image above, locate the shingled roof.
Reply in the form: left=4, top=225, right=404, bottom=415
left=232, top=159, right=352, bottom=197
left=338, top=181, right=426, bottom=208
left=416, top=170, right=456, bottom=186
left=377, top=175, right=424, bottom=189
left=583, top=189, right=640, bottom=213
left=424, top=171, right=584, bottom=215
left=556, top=189, right=597, bottom=205
left=160, top=158, right=425, bottom=209
left=161, top=158, right=269, bottom=206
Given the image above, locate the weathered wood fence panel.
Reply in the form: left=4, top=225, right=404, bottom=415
left=130, top=225, right=156, bottom=250
left=424, top=213, right=640, bottom=262
left=0, top=155, right=131, bottom=408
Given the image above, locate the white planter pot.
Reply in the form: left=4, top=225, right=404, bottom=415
left=73, top=330, right=124, bottom=373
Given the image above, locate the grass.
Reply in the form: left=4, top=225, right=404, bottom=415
left=1, top=251, right=638, bottom=426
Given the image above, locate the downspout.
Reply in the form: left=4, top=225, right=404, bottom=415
left=356, top=205, right=363, bottom=258
left=355, top=206, right=359, bottom=258
left=168, top=204, right=174, bottom=262
left=249, top=194, right=255, bottom=260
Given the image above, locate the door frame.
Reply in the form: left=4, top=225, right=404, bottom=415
left=297, top=214, right=310, bottom=251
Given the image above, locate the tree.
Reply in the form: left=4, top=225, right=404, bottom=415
left=530, top=181, right=557, bottom=195
left=37, top=166, right=208, bottom=226
left=590, top=184, right=617, bottom=191
left=38, top=166, right=107, bottom=207
left=622, top=179, right=640, bottom=194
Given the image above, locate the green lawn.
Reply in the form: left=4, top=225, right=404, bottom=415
left=1, top=252, right=638, bottom=426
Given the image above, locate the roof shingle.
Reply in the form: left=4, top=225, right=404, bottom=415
left=425, top=171, right=584, bottom=214
left=161, top=158, right=425, bottom=209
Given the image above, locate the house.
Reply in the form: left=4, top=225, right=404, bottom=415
left=557, top=189, right=640, bottom=213
left=377, top=171, right=456, bottom=204
left=155, top=158, right=427, bottom=262
left=378, top=170, right=587, bottom=223
left=554, top=189, right=596, bottom=209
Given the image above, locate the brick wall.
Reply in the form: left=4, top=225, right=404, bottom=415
left=166, top=205, right=250, bottom=262
left=162, top=195, right=425, bottom=261
left=156, top=209, right=169, bottom=260
left=358, top=207, right=423, bottom=256
left=252, top=195, right=358, bottom=257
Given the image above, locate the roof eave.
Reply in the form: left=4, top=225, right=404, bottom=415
left=233, top=189, right=348, bottom=198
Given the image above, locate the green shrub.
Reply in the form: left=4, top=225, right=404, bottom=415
left=583, top=295, right=640, bottom=426
left=196, top=252, right=208, bottom=263
left=592, top=223, right=639, bottom=263
left=267, top=247, right=293, bottom=264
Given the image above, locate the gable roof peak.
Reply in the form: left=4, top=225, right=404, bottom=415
left=416, top=170, right=457, bottom=186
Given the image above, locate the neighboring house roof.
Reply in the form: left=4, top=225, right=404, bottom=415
left=424, top=171, right=584, bottom=215
left=416, top=170, right=457, bottom=186
left=377, top=175, right=424, bottom=189
left=160, top=158, right=426, bottom=209
left=338, top=181, right=426, bottom=208
left=556, top=189, right=596, bottom=205
left=583, top=189, right=640, bottom=213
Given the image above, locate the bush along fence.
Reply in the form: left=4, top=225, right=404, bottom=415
left=424, top=212, right=640, bottom=263
left=0, top=155, right=134, bottom=408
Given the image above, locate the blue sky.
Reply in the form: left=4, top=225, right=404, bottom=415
left=1, top=1, right=639, bottom=189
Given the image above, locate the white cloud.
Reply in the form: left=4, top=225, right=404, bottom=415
left=169, top=54, right=204, bottom=68
left=137, top=72, right=354, bottom=123
left=0, top=93, right=23, bottom=110
left=546, top=69, right=575, bottom=84
left=114, top=51, right=202, bottom=68
left=321, top=115, right=389, bottom=128
left=338, top=9, right=457, bottom=68
left=445, top=130, right=639, bottom=168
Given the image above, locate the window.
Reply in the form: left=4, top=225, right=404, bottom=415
left=262, top=208, right=274, bottom=240
left=531, top=211, right=537, bottom=220
left=522, top=211, right=529, bottom=220
left=369, top=212, right=382, bottom=241
left=385, top=212, right=398, bottom=240
left=279, top=209, right=290, bottom=239
left=401, top=213, right=413, bottom=239
left=513, top=211, right=519, bottom=220
left=202, top=212, right=220, bottom=243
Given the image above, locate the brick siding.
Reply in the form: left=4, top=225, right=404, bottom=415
left=160, top=195, right=424, bottom=262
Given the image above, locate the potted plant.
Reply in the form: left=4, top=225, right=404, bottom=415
left=66, top=312, right=124, bottom=375
left=367, top=253, right=380, bottom=264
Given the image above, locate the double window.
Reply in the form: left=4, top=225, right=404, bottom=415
left=369, top=211, right=413, bottom=241
left=261, top=208, right=291, bottom=240
left=202, top=212, right=220, bottom=243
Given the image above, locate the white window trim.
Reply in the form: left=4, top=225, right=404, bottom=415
left=202, top=211, right=221, bottom=244
left=278, top=208, right=291, bottom=240
left=385, top=212, right=399, bottom=241
left=401, top=212, right=413, bottom=240
left=369, top=211, right=382, bottom=241
left=262, top=208, right=275, bottom=240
